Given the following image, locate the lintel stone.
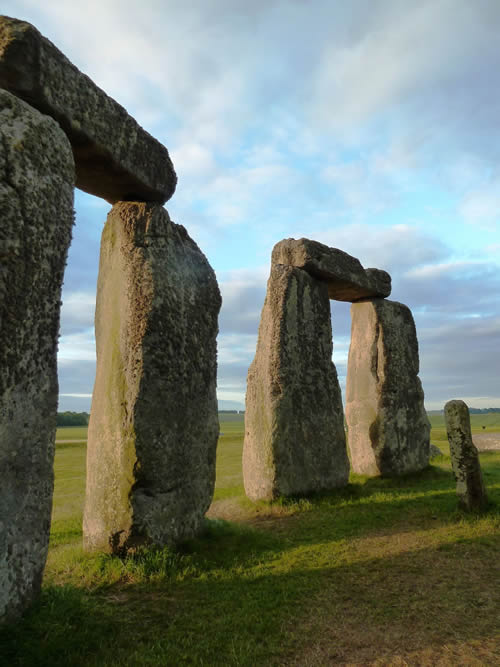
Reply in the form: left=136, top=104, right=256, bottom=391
left=0, top=15, right=177, bottom=204
left=272, top=238, right=391, bottom=302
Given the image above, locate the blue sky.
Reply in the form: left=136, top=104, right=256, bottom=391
left=5, top=0, right=500, bottom=411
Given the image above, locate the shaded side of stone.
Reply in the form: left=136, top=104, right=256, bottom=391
left=444, top=400, right=488, bottom=511
left=83, top=202, right=221, bottom=554
left=0, top=90, right=74, bottom=621
left=0, top=16, right=176, bottom=204
left=345, top=299, right=430, bottom=476
left=243, top=264, right=349, bottom=501
left=271, top=237, right=391, bottom=302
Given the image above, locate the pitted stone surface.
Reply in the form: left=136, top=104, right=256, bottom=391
left=83, top=202, right=221, bottom=554
left=444, top=400, right=488, bottom=511
left=0, top=16, right=176, bottom=204
left=345, top=298, right=430, bottom=476
left=0, top=90, right=74, bottom=621
left=272, top=238, right=391, bottom=302
left=243, top=264, right=349, bottom=501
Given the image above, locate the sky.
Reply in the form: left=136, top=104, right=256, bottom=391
left=5, top=0, right=500, bottom=412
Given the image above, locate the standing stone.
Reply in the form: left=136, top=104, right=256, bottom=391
left=0, top=90, right=74, bottom=621
left=243, top=264, right=349, bottom=501
left=83, top=202, right=221, bottom=553
left=444, top=400, right=488, bottom=511
left=345, top=298, right=430, bottom=476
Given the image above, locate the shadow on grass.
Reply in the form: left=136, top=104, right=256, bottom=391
left=2, top=531, right=499, bottom=667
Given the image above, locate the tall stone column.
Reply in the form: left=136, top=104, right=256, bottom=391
left=83, top=202, right=221, bottom=554
left=243, top=264, right=349, bottom=501
left=345, top=298, right=430, bottom=476
left=0, top=90, right=74, bottom=621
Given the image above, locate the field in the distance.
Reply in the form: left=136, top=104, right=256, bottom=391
left=2, top=415, right=499, bottom=666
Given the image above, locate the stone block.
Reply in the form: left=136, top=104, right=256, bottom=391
left=243, top=264, right=349, bottom=501
left=345, top=298, right=430, bottom=476
left=0, top=16, right=176, bottom=204
left=83, top=202, right=221, bottom=553
left=0, top=90, right=74, bottom=621
left=272, top=237, right=391, bottom=302
left=445, top=400, right=488, bottom=511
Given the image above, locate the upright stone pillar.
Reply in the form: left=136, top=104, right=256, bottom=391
left=345, top=298, right=430, bottom=476
left=0, top=90, right=74, bottom=621
left=83, top=202, right=221, bottom=553
left=243, top=264, right=349, bottom=501
left=444, top=400, right=488, bottom=511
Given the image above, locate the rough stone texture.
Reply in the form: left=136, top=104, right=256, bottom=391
left=83, top=202, right=221, bottom=554
left=272, top=237, right=391, bottom=302
left=472, top=432, right=500, bottom=452
left=429, top=444, right=444, bottom=459
left=345, top=298, right=430, bottom=476
left=0, top=16, right=176, bottom=204
left=444, top=400, right=488, bottom=511
left=0, top=90, right=74, bottom=621
left=243, top=264, right=349, bottom=501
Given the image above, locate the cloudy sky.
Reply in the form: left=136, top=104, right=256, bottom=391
left=6, top=0, right=500, bottom=411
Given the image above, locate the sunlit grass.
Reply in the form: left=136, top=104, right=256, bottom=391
left=2, top=415, right=499, bottom=665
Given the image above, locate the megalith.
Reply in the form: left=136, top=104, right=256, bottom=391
left=0, top=90, right=74, bottom=621
left=83, top=202, right=221, bottom=553
left=345, top=298, right=430, bottom=476
left=272, top=238, right=391, bottom=301
left=243, top=263, right=349, bottom=501
left=0, top=16, right=176, bottom=204
left=444, top=400, right=488, bottom=511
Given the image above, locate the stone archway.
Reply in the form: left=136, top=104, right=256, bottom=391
left=0, top=16, right=221, bottom=621
left=243, top=238, right=430, bottom=501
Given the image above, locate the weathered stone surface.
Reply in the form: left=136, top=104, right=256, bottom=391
left=444, top=400, right=488, bottom=511
left=429, top=444, right=444, bottom=459
left=0, top=16, right=176, bottom=204
left=243, top=264, right=349, bottom=501
left=272, top=238, right=391, bottom=302
left=345, top=298, right=430, bottom=476
left=83, top=202, right=221, bottom=553
left=0, top=90, right=74, bottom=621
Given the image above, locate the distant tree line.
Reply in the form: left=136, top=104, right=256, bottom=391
left=218, top=410, right=245, bottom=414
left=57, top=411, right=89, bottom=426
left=468, top=408, right=500, bottom=414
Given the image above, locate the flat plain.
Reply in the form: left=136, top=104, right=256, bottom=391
left=1, top=415, right=499, bottom=665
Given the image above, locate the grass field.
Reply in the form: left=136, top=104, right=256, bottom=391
left=1, top=415, right=499, bottom=665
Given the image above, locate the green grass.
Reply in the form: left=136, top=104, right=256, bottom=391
left=1, top=417, right=499, bottom=665
left=56, top=426, right=89, bottom=441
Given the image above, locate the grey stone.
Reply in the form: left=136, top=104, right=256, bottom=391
left=345, top=298, right=430, bottom=476
left=83, top=202, right=221, bottom=553
left=0, top=90, right=74, bottom=621
left=271, top=237, right=391, bottom=302
left=243, top=264, right=349, bottom=501
left=0, top=16, right=176, bottom=204
left=444, top=400, right=488, bottom=511
left=429, top=444, right=444, bottom=459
